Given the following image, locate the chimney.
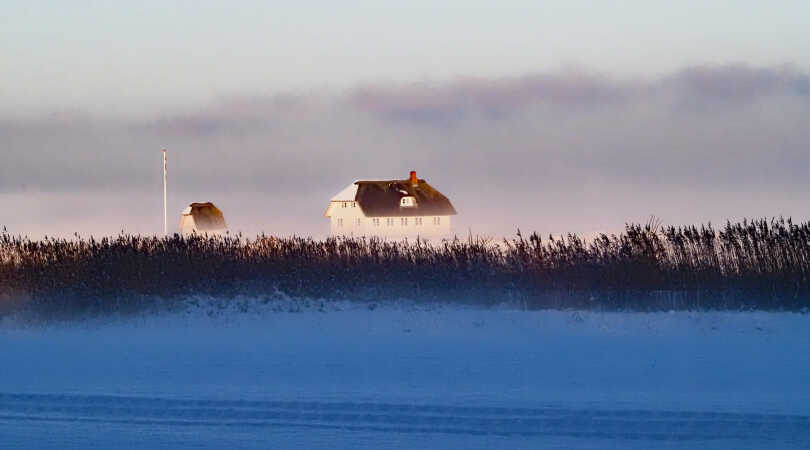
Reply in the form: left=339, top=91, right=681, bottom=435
left=409, top=170, right=418, bottom=187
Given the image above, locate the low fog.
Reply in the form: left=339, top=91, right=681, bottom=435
left=2, top=64, right=809, bottom=239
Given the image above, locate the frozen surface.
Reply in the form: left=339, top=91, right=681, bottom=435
left=1, top=301, right=810, bottom=448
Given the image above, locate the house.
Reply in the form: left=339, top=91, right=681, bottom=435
left=179, top=202, right=227, bottom=235
left=324, top=171, right=457, bottom=239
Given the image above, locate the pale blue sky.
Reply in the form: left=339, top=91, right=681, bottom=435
left=2, top=0, right=809, bottom=117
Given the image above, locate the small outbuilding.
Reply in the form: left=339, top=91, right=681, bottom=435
left=179, top=202, right=227, bottom=235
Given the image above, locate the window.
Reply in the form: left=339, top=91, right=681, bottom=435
left=337, top=218, right=344, bottom=227
left=373, top=218, right=380, bottom=227
left=433, top=216, right=441, bottom=225
left=386, top=218, right=394, bottom=226
left=356, top=218, right=361, bottom=226
left=341, top=202, right=347, bottom=208
left=401, top=218, right=408, bottom=226
left=415, top=217, right=423, bottom=226
left=352, top=202, right=356, bottom=208
left=400, top=196, right=417, bottom=207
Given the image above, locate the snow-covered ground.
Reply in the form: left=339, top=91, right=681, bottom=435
left=1, top=300, right=809, bottom=448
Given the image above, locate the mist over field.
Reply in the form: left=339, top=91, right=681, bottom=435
left=2, top=64, right=809, bottom=239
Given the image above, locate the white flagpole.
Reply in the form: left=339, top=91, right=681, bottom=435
left=163, top=149, right=168, bottom=237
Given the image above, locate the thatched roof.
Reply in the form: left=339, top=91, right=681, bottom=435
left=182, top=202, right=226, bottom=230
left=341, top=178, right=457, bottom=217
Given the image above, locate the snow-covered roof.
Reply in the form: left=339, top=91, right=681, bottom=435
left=330, top=182, right=360, bottom=202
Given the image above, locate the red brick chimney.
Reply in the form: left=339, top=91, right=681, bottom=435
left=410, top=170, right=418, bottom=186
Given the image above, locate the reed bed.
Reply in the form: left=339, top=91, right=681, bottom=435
left=2, top=218, right=810, bottom=316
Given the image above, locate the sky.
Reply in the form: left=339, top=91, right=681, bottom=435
left=2, top=1, right=810, bottom=238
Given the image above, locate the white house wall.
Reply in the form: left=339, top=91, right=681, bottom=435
left=327, top=200, right=452, bottom=240
left=179, top=215, right=226, bottom=236
left=179, top=215, right=196, bottom=235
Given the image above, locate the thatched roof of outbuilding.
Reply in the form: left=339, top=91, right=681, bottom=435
left=183, top=202, right=227, bottom=230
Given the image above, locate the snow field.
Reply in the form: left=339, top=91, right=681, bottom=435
left=1, top=301, right=809, bottom=448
